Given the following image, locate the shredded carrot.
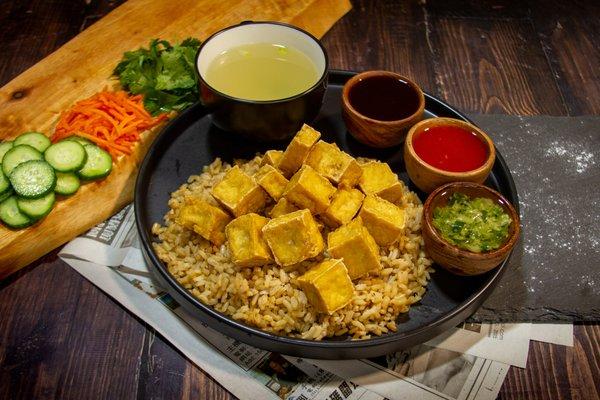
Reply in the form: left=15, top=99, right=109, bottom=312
left=53, top=90, right=168, bottom=159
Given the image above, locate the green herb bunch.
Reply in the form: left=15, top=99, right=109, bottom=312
left=114, top=38, right=201, bottom=115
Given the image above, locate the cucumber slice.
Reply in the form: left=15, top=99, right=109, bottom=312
left=9, top=160, right=56, bottom=199
left=64, top=135, right=92, bottom=146
left=0, top=167, right=10, bottom=193
left=0, top=196, right=33, bottom=228
left=14, top=131, right=51, bottom=153
left=17, top=192, right=55, bottom=219
left=55, top=172, right=80, bottom=195
left=0, top=188, right=13, bottom=203
left=2, top=144, right=43, bottom=176
left=77, top=144, right=112, bottom=180
left=44, top=141, right=87, bottom=172
left=0, top=141, right=13, bottom=163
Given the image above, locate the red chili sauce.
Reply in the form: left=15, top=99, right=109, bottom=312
left=412, top=125, right=488, bottom=172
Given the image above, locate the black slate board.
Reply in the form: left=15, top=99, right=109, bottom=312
left=468, top=115, right=600, bottom=322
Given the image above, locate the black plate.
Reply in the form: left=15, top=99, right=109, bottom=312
left=135, top=70, right=519, bottom=359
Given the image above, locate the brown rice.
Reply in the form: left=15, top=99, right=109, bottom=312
left=152, top=155, right=433, bottom=340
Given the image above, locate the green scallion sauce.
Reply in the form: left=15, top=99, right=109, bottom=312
left=432, top=193, right=512, bottom=253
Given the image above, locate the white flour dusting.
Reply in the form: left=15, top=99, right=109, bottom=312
left=545, top=140, right=596, bottom=173
left=484, top=117, right=600, bottom=298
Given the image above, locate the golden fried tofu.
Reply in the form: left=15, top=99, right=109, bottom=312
left=260, top=150, right=283, bottom=167
left=211, top=166, right=267, bottom=217
left=283, top=165, right=336, bottom=214
left=176, top=197, right=231, bottom=246
left=305, top=141, right=362, bottom=187
left=321, top=188, right=365, bottom=227
left=278, top=124, right=321, bottom=177
left=327, top=217, right=380, bottom=280
left=359, top=195, right=405, bottom=246
left=358, top=161, right=404, bottom=203
left=225, top=213, right=272, bottom=267
left=269, top=198, right=299, bottom=218
left=262, top=209, right=324, bottom=266
left=297, top=259, right=354, bottom=314
left=254, top=164, right=289, bottom=201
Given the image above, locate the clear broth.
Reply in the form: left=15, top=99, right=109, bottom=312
left=204, top=43, right=320, bottom=101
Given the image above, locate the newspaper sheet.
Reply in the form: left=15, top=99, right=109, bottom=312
left=59, top=204, right=573, bottom=400
left=306, top=352, right=509, bottom=400
left=424, top=322, right=531, bottom=367
left=530, top=323, right=574, bottom=346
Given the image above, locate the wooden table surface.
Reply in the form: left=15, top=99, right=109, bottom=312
left=1, top=0, right=598, bottom=399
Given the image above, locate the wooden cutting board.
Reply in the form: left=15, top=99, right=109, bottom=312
left=0, top=0, right=352, bottom=278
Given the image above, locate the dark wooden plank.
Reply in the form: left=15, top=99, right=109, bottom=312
left=528, top=0, right=600, bottom=115
left=425, top=13, right=568, bottom=115
left=321, top=0, right=438, bottom=96
left=0, top=0, right=124, bottom=87
left=135, top=328, right=234, bottom=399
left=180, top=362, right=235, bottom=400
left=423, top=0, right=531, bottom=19
left=572, top=324, right=600, bottom=397
left=0, top=261, right=144, bottom=400
left=499, top=325, right=600, bottom=400
left=136, top=330, right=185, bottom=400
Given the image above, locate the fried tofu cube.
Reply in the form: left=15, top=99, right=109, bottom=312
left=262, top=209, right=324, bottom=266
left=176, top=197, right=231, bottom=246
left=327, top=217, right=380, bottom=280
left=212, top=166, right=267, bottom=217
left=305, top=141, right=362, bottom=187
left=283, top=165, right=336, bottom=214
left=321, top=188, right=365, bottom=227
left=297, top=259, right=354, bottom=314
left=254, top=165, right=289, bottom=201
left=225, top=213, right=272, bottom=267
left=261, top=150, right=283, bottom=167
left=359, top=195, right=405, bottom=246
left=358, top=161, right=404, bottom=203
left=269, top=198, right=299, bottom=218
left=278, top=124, right=321, bottom=177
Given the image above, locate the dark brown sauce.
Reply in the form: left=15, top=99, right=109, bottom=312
left=348, top=75, right=420, bottom=121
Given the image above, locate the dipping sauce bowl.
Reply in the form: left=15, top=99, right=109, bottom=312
left=422, top=182, right=520, bottom=276
left=342, top=70, right=425, bottom=148
left=404, top=117, right=495, bottom=193
left=196, top=21, right=328, bottom=141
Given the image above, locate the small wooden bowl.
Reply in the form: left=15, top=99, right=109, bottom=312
left=342, top=71, right=425, bottom=148
left=404, top=117, right=495, bottom=193
left=422, top=182, right=521, bottom=276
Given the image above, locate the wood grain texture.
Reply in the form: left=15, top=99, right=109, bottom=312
left=322, top=0, right=438, bottom=95
left=425, top=15, right=567, bottom=115
left=0, top=0, right=351, bottom=279
left=1, top=0, right=599, bottom=399
left=528, top=0, right=600, bottom=115
left=0, top=261, right=146, bottom=399
left=499, top=324, right=600, bottom=399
